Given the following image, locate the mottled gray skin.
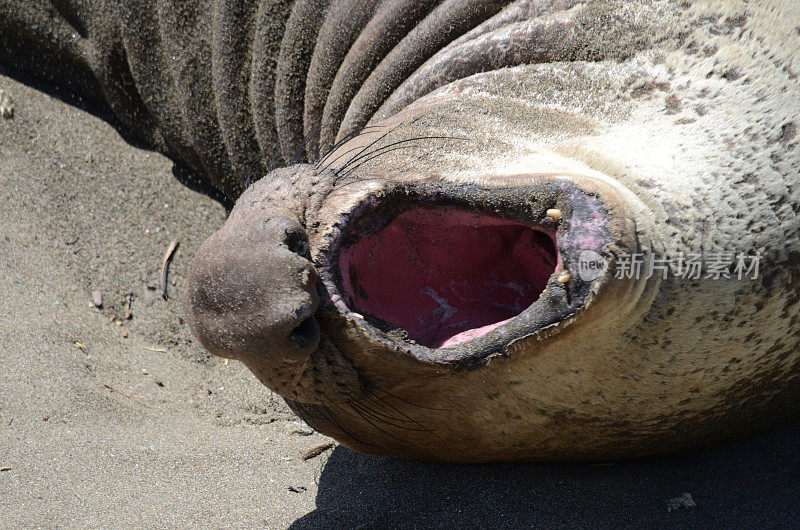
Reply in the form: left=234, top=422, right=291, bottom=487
left=3, top=0, right=800, bottom=461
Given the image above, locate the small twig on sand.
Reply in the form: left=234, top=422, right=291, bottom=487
left=376, top=471, right=389, bottom=488
left=124, top=293, right=133, bottom=319
left=160, top=239, right=179, bottom=300
left=0, top=466, right=11, bottom=472
left=300, top=442, right=335, bottom=461
left=143, top=346, right=167, bottom=352
left=102, top=384, right=144, bottom=399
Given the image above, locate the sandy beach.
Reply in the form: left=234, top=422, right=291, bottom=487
left=1, top=71, right=798, bottom=528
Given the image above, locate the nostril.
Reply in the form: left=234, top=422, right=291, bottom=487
left=289, top=316, right=320, bottom=350
left=284, top=226, right=310, bottom=258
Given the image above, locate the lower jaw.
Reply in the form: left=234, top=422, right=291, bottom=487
left=318, top=179, right=613, bottom=363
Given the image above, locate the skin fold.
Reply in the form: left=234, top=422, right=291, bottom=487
left=2, top=0, right=799, bottom=461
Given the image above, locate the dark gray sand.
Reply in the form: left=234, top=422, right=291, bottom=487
left=1, top=73, right=798, bottom=528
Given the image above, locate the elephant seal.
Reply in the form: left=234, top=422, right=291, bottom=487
left=3, top=0, right=799, bottom=461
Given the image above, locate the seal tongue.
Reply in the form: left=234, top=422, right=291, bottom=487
left=338, top=207, right=558, bottom=348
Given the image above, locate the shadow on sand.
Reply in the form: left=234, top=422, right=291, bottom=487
left=292, top=419, right=800, bottom=528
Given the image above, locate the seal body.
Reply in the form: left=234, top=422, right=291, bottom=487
left=3, top=0, right=800, bottom=461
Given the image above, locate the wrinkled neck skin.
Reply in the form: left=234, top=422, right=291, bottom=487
left=187, top=1, right=800, bottom=461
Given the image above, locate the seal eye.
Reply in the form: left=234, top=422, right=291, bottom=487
left=337, top=207, right=558, bottom=348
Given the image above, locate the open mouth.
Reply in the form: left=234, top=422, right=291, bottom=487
left=330, top=185, right=570, bottom=349
left=316, top=180, right=618, bottom=360
left=338, top=207, right=558, bottom=348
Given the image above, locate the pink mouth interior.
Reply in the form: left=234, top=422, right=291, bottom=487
left=338, top=207, right=559, bottom=349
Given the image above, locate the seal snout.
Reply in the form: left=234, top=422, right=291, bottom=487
left=185, top=203, right=322, bottom=379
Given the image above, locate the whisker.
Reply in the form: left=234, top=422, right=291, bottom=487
left=331, top=123, right=403, bottom=173
left=318, top=404, right=375, bottom=447
left=289, top=133, right=310, bottom=165
left=344, top=393, right=431, bottom=432
left=359, top=390, right=442, bottom=441
left=335, top=145, right=421, bottom=182
left=315, top=124, right=386, bottom=170
left=370, top=384, right=450, bottom=411
left=290, top=392, right=375, bottom=448
left=317, top=143, right=372, bottom=174
left=345, top=399, right=428, bottom=432
left=345, top=400, right=416, bottom=447
left=336, top=135, right=467, bottom=178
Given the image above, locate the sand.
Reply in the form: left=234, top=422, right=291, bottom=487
left=0, top=71, right=798, bottom=528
